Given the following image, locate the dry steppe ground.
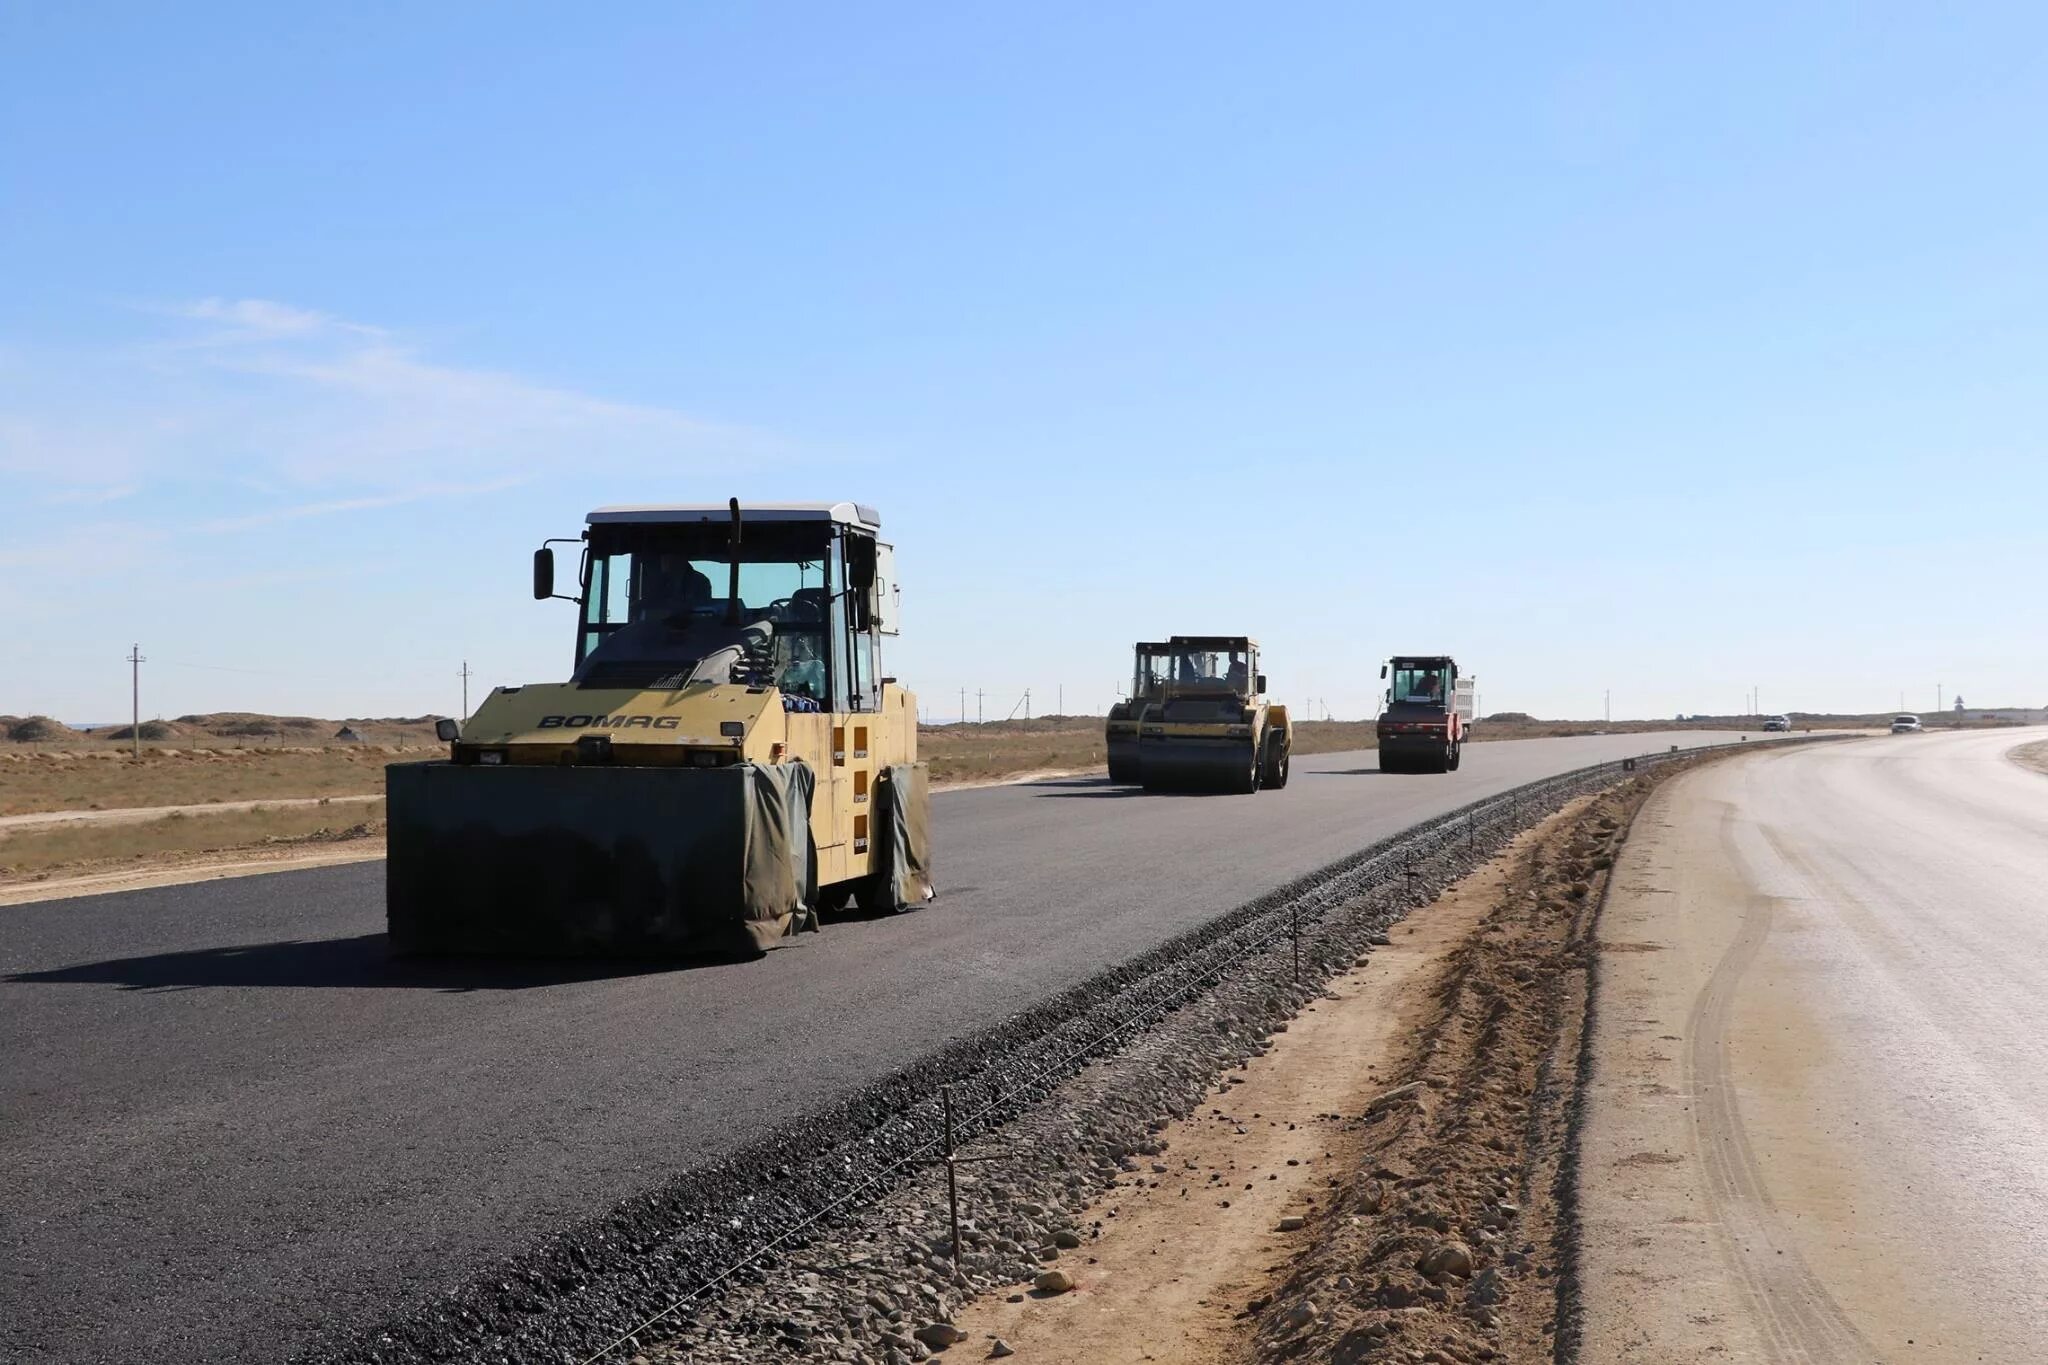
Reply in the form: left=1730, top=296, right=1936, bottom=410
left=0, top=710, right=2000, bottom=886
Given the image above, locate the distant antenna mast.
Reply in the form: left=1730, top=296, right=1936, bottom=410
left=126, top=642, right=146, bottom=757
left=459, top=660, right=475, bottom=719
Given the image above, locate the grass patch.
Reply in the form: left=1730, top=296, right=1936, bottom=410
left=0, top=802, right=386, bottom=879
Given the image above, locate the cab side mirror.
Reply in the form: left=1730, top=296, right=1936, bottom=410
left=532, top=547, right=555, bottom=601
left=1256, top=673, right=1267, bottom=694
left=846, top=536, right=877, bottom=590
left=1379, top=663, right=1388, bottom=679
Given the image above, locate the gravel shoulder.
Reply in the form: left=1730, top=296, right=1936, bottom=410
left=940, top=811, right=1521, bottom=1364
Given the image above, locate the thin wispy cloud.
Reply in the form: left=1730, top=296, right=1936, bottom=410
left=174, top=297, right=379, bottom=343
left=199, top=475, right=533, bottom=532
left=43, top=483, right=141, bottom=507
left=0, top=298, right=780, bottom=503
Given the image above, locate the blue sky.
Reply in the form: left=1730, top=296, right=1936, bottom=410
left=4, top=3, right=2044, bottom=723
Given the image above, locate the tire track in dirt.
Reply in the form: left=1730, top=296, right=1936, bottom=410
left=1682, top=808, right=1869, bottom=1365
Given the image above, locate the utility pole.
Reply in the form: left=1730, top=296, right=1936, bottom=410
left=126, top=642, right=145, bottom=757
left=1057, top=683, right=1063, bottom=716
left=1937, top=682, right=1943, bottom=713
left=1025, top=688, right=1031, bottom=721
left=976, top=689, right=984, bottom=725
left=459, top=660, right=475, bottom=719
left=959, top=687, right=966, bottom=725
left=1604, top=689, right=1611, bottom=724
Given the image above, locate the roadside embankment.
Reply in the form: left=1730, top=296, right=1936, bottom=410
left=909, top=754, right=1729, bottom=1365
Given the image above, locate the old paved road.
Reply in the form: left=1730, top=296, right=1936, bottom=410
left=1581, top=727, right=2048, bottom=1362
left=4, top=730, right=1744, bottom=1363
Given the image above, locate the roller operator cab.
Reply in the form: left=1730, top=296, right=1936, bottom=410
left=386, top=500, right=934, bottom=959
left=1377, top=656, right=1474, bottom=773
left=1121, top=635, right=1291, bottom=793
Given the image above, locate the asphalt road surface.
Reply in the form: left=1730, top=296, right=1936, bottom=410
left=3, top=730, right=1751, bottom=1363
left=1581, top=728, right=2048, bottom=1363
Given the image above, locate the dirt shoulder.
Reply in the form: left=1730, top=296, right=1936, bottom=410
left=2011, top=737, right=2048, bottom=776
left=944, top=773, right=1664, bottom=1365
left=0, top=839, right=384, bottom=907
left=0, top=804, right=384, bottom=905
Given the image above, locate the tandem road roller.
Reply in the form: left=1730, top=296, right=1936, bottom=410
left=386, top=500, right=935, bottom=959
left=1376, top=654, right=1475, bottom=773
left=1107, top=635, right=1291, bottom=793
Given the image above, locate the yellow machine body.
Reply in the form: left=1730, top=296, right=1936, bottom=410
left=386, top=499, right=933, bottom=958
left=447, top=677, right=917, bottom=894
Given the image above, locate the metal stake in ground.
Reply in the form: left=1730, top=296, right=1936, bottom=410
left=943, top=1086, right=963, bottom=1278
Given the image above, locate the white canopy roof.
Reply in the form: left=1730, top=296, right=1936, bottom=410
left=586, top=501, right=881, bottom=529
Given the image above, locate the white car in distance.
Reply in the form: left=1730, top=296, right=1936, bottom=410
left=1891, top=714, right=1923, bottom=734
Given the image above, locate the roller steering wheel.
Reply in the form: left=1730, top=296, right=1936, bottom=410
left=767, top=595, right=824, bottom=623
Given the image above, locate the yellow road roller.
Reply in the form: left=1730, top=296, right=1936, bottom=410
left=1131, top=636, right=1291, bottom=793
left=386, top=500, right=934, bottom=958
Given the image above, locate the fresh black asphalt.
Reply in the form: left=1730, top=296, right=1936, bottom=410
left=0, top=731, right=1746, bottom=1363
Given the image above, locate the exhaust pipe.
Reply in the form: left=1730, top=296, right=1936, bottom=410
left=725, top=497, right=743, bottom=627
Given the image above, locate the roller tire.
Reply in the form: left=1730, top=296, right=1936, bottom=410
left=1262, top=734, right=1291, bottom=789
left=1378, top=748, right=1404, bottom=774
left=853, top=872, right=911, bottom=916
left=1446, top=742, right=1462, bottom=772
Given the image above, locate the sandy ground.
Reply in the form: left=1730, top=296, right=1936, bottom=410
left=1580, top=728, right=2048, bottom=1363
left=946, top=814, right=1555, bottom=1364
left=0, top=793, right=383, bottom=830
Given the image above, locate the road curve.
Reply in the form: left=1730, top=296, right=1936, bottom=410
left=1580, top=727, right=2048, bottom=1362
left=2, top=730, right=1751, bottom=1363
